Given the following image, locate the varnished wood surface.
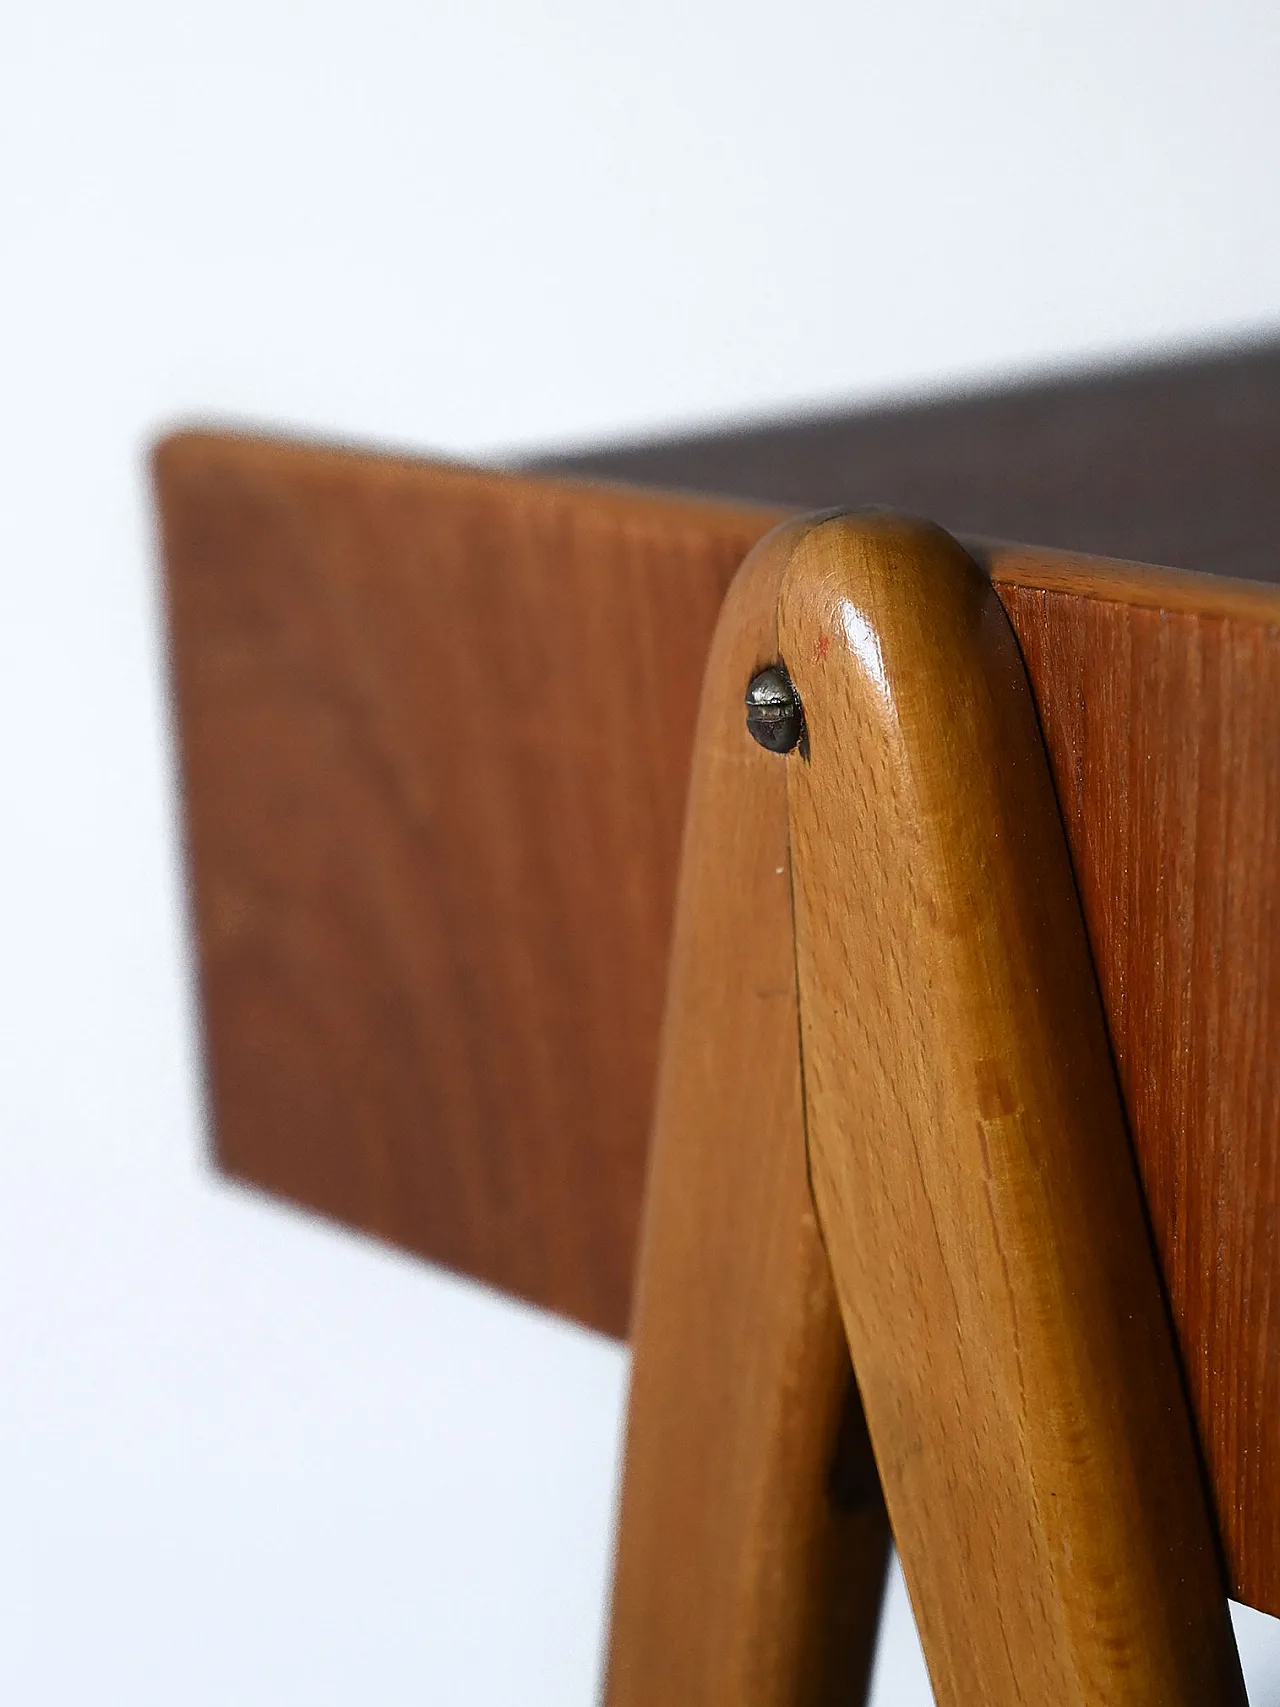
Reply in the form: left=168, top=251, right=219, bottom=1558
left=780, top=512, right=1245, bottom=1706
left=548, top=337, right=1280, bottom=583
left=157, top=432, right=1280, bottom=1613
left=995, top=570, right=1280, bottom=1620
left=156, top=430, right=781, bottom=1335
left=607, top=520, right=887, bottom=1707
left=980, top=537, right=1280, bottom=621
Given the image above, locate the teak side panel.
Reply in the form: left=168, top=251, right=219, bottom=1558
left=158, top=434, right=1280, bottom=1614
left=607, top=521, right=887, bottom=1707
left=998, top=581, right=1280, bottom=1619
left=781, top=514, right=1244, bottom=1707
left=157, top=431, right=782, bottom=1334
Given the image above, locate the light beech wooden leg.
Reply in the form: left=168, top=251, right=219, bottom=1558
left=778, top=513, right=1245, bottom=1706
left=608, top=509, right=1246, bottom=1705
left=605, top=520, right=891, bottom=1707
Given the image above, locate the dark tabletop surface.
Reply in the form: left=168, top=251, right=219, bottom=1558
left=546, top=339, right=1280, bottom=584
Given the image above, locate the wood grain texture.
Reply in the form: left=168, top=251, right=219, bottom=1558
left=607, top=519, right=888, bottom=1707
left=157, top=432, right=1280, bottom=1615
left=994, top=569, right=1280, bottom=1622
left=155, top=430, right=782, bottom=1334
left=779, top=512, right=1246, bottom=1707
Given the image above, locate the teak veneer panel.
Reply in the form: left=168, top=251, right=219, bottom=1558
left=993, top=566, right=1280, bottom=1619
left=157, top=430, right=782, bottom=1335
left=157, top=432, right=1280, bottom=1614
left=780, top=512, right=1243, bottom=1705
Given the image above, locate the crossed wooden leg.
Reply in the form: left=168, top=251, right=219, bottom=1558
left=607, top=514, right=1245, bottom=1707
left=606, top=519, right=890, bottom=1706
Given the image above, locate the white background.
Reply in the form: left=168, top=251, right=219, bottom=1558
left=3, top=1, right=1280, bottom=1699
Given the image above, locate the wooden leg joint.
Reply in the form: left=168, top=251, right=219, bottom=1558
left=608, top=511, right=1246, bottom=1707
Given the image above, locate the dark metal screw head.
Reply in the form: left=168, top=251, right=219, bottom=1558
left=745, top=666, right=804, bottom=754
